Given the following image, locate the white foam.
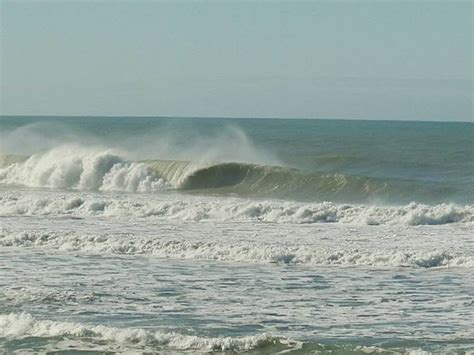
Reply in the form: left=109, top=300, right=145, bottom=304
left=0, top=313, right=282, bottom=351
left=1, top=190, right=472, bottom=225
left=0, top=146, right=167, bottom=192
left=1, top=230, right=472, bottom=268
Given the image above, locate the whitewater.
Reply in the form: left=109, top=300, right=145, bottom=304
left=1, top=116, right=473, bottom=354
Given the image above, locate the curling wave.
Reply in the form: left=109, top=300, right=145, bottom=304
left=148, top=160, right=465, bottom=204
left=0, top=150, right=168, bottom=192
left=0, top=148, right=469, bottom=204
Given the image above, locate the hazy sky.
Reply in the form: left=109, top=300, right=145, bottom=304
left=1, top=0, right=472, bottom=121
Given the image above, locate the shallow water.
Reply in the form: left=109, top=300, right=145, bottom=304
left=1, top=247, right=473, bottom=353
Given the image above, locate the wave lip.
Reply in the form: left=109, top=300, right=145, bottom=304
left=0, top=149, right=168, bottom=192
left=0, top=313, right=289, bottom=352
left=145, top=159, right=470, bottom=204
left=1, top=148, right=470, bottom=205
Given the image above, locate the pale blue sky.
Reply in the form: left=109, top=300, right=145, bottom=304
left=1, top=0, right=472, bottom=121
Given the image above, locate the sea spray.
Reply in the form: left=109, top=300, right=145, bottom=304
left=0, top=149, right=467, bottom=204
left=0, top=147, right=167, bottom=192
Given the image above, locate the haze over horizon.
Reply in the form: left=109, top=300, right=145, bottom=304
left=1, top=0, right=472, bottom=122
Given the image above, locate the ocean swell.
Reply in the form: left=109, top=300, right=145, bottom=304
left=145, top=159, right=463, bottom=204
left=0, top=148, right=467, bottom=204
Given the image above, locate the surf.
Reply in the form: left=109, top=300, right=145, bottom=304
left=0, top=147, right=469, bottom=205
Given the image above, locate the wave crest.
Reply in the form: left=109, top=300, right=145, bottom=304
left=2, top=231, right=472, bottom=268
left=0, top=148, right=167, bottom=192
left=1, top=190, right=472, bottom=225
left=0, top=313, right=286, bottom=352
left=0, top=149, right=469, bottom=204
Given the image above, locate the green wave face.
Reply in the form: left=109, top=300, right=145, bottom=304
left=0, top=154, right=467, bottom=204
left=144, top=159, right=463, bottom=204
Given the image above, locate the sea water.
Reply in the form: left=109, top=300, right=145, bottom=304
left=0, top=116, right=473, bottom=353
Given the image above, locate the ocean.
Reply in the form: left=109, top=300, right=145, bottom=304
left=0, top=116, right=473, bottom=354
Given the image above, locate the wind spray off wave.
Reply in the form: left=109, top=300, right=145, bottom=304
left=1, top=117, right=474, bottom=354
left=0, top=146, right=470, bottom=205
left=0, top=148, right=168, bottom=192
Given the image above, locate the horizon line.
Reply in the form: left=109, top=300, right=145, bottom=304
left=0, top=114, right=472, bottom=124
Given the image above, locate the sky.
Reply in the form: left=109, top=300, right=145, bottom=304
left=0, top=0, right=472, bottom=121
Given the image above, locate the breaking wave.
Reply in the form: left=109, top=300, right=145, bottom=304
left=0, top=313, right=290, bottom=353
left=1, top=230, right=472, bottom=268
left=1, top=313, right=452, bottom=354
left=0, top=148, right=468, bottom=205
left=1, top=190, right=472, bottom=225
left=0, top=149, right=168, bottom=192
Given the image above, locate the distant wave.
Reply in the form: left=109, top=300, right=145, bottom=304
left=0, top=148, right=469, bottom=204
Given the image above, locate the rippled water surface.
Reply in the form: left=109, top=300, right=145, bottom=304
left=1, top=247, right=473, bottom=354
